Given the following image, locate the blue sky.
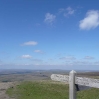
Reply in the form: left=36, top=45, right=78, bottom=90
left=0, top=0, right=99, bottom=70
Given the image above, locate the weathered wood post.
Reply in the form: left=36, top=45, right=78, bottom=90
left=69, top=70, right=76, bottom=99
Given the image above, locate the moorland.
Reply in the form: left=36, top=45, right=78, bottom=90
left=0, top=69, right=99, bottom=99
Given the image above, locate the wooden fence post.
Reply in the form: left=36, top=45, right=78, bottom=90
left=69, top=70, right=76, bottom=99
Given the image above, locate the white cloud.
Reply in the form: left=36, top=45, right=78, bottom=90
left=24, top=64, right=30, bottom=66
left=59, top=7, right=75, bottom=17
left=65, top=7, right=75, bottom=16
left=34, top=50, right=43, bottom=54
left=72, top=60, right=90, bottom=65
left=21, top=55, right=32, bottom=59
left=21, top=41, right=38, bottom=46
left=84, top=56, right=94, bottom=60
left=44, top=13, right=56, bottom=24
left=32, top=59, right=43, bottom=62
left=34, top=50, right=42, bottom=53
left=79, top=10, right=99, bottom=30
left=67, top=7, right=74, bottom=14
left=60, top=56, right=76, bottom=60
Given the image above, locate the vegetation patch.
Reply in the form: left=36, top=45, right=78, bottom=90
left=6, top=81, right=99, bottom=99
left=6, top=81, right=69, bottom=99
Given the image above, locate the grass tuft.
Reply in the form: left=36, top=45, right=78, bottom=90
left=6, top=81, right=99, bottom=99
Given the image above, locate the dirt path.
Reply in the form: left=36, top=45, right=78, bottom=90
left=0, top=82, right=16, bottom=99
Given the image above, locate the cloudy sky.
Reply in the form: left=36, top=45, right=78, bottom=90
left=0, top=0, right=99, bottom=70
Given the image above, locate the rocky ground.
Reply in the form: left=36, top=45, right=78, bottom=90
left=0, top=82, right=16, bottom=99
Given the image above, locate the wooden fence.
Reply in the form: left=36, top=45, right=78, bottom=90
left=51, top=70, right=99, bottom=99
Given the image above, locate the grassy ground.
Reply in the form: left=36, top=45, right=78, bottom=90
left=6, top=81, right=99, bottom=99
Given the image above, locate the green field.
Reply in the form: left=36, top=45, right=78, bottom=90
left=6, top=81, right=99, bottom=99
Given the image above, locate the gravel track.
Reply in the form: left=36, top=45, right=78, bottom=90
left=0, top=82, right=16, bottom=99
